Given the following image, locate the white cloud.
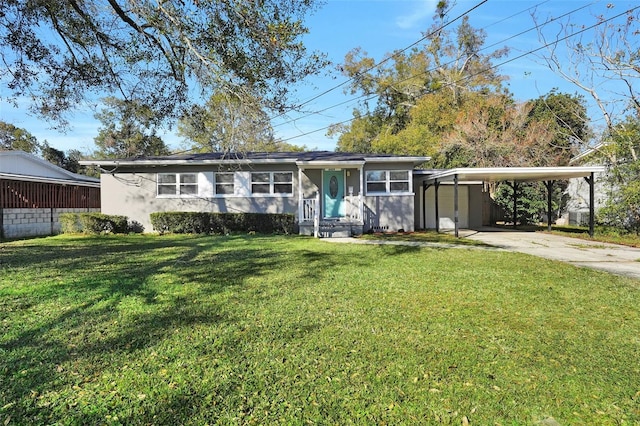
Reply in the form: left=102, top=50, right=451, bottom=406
left=395, top=0, right=437, bottom=30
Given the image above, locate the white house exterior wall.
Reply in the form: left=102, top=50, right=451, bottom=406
left=100, top=163, right=305, bottom=232
left=363, top=194, right=415, bottom=232
left=361, top=162, right=416, bottom=232
left=100, top=162, right=419, bottom=233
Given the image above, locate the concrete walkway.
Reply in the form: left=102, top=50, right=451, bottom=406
left=326, top=228, right=640, bottom=280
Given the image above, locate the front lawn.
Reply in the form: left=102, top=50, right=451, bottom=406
left=1, top=234, right=638, bottom=424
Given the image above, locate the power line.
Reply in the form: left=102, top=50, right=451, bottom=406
left=278, top=4, right=639, bottom=143
left=269, top=0, right=488, bottom=123
left=274, top=0, right=591, bottom=135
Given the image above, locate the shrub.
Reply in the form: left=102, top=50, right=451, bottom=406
left=128, top=220, right=145, bottom=234
left=60, top=213, right=143, bottom=234
left=493, top=181, right=564, bottom=225
left=59, top=213, right=82, bottom=233
left=150, top=212, right=295, bottom=235
left=80, top=213, right=126, bottom=234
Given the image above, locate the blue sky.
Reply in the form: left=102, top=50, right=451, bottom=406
left=1, top=0, right=637, bottom=153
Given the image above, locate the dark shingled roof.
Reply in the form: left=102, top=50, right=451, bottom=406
left=129, top=151, right=405, bottom=162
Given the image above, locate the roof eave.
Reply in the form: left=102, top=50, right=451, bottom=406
left=0, top=172, right=100, bottom=187
left=296, top=160, right=366, bottom=168
left=79, top=158, right=301, bottom=167
left=364, top=156, right=430, bottom=165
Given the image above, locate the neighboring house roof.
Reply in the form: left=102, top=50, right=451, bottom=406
left=79, top=151, right=431, bottom=169
left=0, top=150, right=100, bottom=187
left=569, top=142, right=609, bottom=165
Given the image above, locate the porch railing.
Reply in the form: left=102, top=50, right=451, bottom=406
left=348, top=194, right=363, bottom=221
left=302, top=197, right=317, bottom=222
left=302, top=194, right=363, bottom=222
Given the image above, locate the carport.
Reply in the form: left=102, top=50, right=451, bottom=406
left=420, top=166, right=606, bottom=237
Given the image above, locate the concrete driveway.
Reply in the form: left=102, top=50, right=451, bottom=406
left=462, top=227, right=640, bottom=280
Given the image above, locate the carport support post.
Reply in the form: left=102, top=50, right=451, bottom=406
left=508, top=181, right=519, bottom=229
left=434, top=180, right=440, bottom=233
left=584, top=172, right=595, bottom=237
left=422, top=181, right=429, bottom=230
left=454, top=174, right=459, bottom=238
left=544, top=180, right=555, bottom=232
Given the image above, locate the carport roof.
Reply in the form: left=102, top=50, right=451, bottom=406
left=420, top=166, right=606, bottom=184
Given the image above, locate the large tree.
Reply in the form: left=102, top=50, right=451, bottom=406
left=0, top=0, right=328, bottom=126
left=178, top=91, right=303, bottom=153
left=41, top=143, right=83, bottom=173
left=526, top=91, right=590, bottom=166
left=535, top=5, right=640, bottom=232
left=93, top=97, right=170, bottom=159
left=597, top=116, right=640, bottom=233
left=0, top=121, right=41, bottom=153
left=333, top=1, right=509, bottom=154
left=535, top=5, right=639, bottom=154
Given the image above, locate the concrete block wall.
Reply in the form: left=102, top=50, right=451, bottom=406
left=1, top=208, right=100, bottom=239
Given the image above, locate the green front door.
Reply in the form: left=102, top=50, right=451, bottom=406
left=323, top=170, right=345, bottom=218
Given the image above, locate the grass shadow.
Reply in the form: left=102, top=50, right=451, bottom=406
left=0, top=234, right=292, bottom=422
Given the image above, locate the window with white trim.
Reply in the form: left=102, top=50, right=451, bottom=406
left=366, top=170, right=410, bottom=194
left=251, top=171, right=293, bottom=195
left=214, top=172, right=235, bottom=195
left=157, top=173, right=198, bottom=196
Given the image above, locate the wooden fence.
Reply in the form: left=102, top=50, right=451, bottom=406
left=0, top=178, right=100, bottom=209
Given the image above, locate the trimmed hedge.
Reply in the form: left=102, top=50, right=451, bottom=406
left=60, top=213, right=83, bottom=234
left=59, top=213, right=143, bottom=235
left=150, top=212, right=295, bottom=235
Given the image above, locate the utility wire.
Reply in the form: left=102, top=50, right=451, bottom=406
left=274, top=0, right=595, bottom=132
left=269, top=0, right=488, bottom=123
left=278, top=4, right=639, bottom=143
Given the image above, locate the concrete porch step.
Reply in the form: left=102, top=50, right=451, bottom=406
left=318, top=220, right=359, bottom=238
left=298, top=220, right=364, bottom=237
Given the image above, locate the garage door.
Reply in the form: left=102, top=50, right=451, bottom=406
left=424, top=185, right=468, bottom=229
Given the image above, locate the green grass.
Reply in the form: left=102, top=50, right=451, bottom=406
left=548, top=225, right=640, bottom=248
left=1, top=234, right=639, bottom=425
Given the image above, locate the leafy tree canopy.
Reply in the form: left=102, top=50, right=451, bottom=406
left=0, top=121, right=41, bottom=153
left=93, top=97, right=170, bottom=159
left=333, top=1, right=510, bottom=159
left=41, top=143, right=82, bottom=174
left=333, top=3, right=586, bottom=172
left=1, top=0, right=328, bottom=126
left=178, top=92, right=305, bottom=153
left=527, top=90, right=590, bottom=164
left=598, top=115, right=640, bottom=233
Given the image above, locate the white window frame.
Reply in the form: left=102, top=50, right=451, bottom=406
left=157, top=172, right=198, bottom=197
left=213, top=172, right=235, bottom=197
left=250, top=171, right=294, bottom=197
left=365, top=170, right=412, bottom=195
